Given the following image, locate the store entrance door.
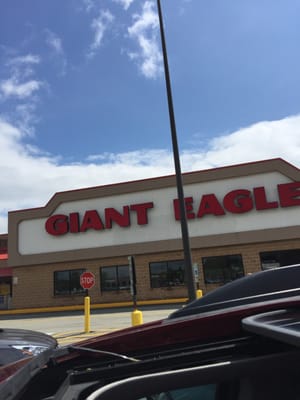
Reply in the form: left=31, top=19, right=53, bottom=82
left=0, top=274, right=12, bottom=310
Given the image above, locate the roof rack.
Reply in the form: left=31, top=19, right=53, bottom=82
left=242, top=308, right=300, bottom=347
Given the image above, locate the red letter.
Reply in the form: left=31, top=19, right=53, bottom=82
left=253, top=187, right=278, bottom=210
left=105, top=206, right=130, bottom=228
left=69, top=212, right=80, bottom=233
left=223, top=190, right=253, bottom=213
left=80, top=210, right=104, bottom=232
left=45, top=214, right=68, bottom=236
left=173, top=197, right=195, bottom=220
left=278, top=182, right=300, bottom=207
left=130, top=202, right=154, bottom=225
left=197, top=194, right=225, bottom=218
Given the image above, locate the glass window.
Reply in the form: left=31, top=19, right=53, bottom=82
left=54, top=269, right=86, bottom=295
left=203, top=255, right=244, bottom=284
left=150, top=260, right=185, bottom=288
left=138, top=384, right=216, bottom=400
left=100, top=265, right=130, bottom=291
left=260, top=249, right=300, bottom=270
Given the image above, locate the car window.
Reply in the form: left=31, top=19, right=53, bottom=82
left=138, top=384, right=216, bottom=400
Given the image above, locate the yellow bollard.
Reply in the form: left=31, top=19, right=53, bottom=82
left=84, top=296, right=91, bottom=333
left=131, top=309, right=143, bottom=326
left=196, top=289, right=203, bottom=299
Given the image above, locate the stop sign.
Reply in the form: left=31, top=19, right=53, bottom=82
left=80, top=272, right=95, bottom=290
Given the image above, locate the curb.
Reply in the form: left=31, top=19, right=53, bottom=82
left=0, top=298, right=187, bottom=316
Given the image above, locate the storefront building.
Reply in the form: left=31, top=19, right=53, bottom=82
left=0, top=234, right=11, bottom=310
left=4, top=158, right=300, bottom=310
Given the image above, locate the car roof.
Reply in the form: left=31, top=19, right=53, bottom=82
left=169, top=264, right=300, bottom=319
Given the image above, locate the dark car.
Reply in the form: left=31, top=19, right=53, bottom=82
left=1, top=264, right=300, bottom=400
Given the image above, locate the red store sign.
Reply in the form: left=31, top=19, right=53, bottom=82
left=45, top=182, right=300, bottom=236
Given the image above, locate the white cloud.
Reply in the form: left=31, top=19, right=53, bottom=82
left=1, top=113, right=300, bottom=233
left=0, top=53, right=45, bottom=130
left=127, top=0, right=163, bottom=79
left=4, top=54, right=41, bottom=80
left=15, top=103, right=38, bottom=135
left=113, top=0, right=135, bottom=10
left=88, top=9, right=115, bottom=58
left=82, top=0, right=95, bottom=13
left=1, top=53, right=44, bottom=100
left=200, top=116, right=300, bottom=169
left=0, top=76, right=43, bottom=99
left=45, top=29, right=64, bottom=55
left=6, top=54, right=40, bottom=66
left=45, top=29, right=67, bottom=75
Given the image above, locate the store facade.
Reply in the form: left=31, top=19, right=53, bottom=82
left=0, top=234, right=12, bottom=309
left=5, top=158, right=300, bottom=310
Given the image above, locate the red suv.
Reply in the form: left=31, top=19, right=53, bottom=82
left=1, top=264, right=300, bottom=400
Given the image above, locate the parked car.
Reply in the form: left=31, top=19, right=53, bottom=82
left=0, top=328, right=57, bottom=366
left=0, top=328, right=57, bottom=389
left=1, top=264, right=300, bottom=400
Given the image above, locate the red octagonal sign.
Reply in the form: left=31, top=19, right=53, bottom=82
left=80, top=271, right=95, bottom=290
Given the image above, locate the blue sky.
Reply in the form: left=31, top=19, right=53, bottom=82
left=1, top=0, right=300, bottom=233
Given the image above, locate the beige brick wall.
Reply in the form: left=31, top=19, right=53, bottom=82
left=10, top=238, right=300, bottom=309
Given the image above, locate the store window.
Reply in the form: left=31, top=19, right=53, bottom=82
left=202, top=254, right=244, bottom=284
left=54, top=269, right=86, bottom=295
left=260, top=249, right=300, bottom=270
left=100, top=265, right=130, bottom=291
left=150, top=260, right=185, bottom=288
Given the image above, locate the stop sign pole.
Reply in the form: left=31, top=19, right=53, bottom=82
left=80, top=272, right=96, bottom=333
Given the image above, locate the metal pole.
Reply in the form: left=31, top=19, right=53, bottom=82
left=84, top=296, right=91, bottom=333
left=156, top=0, right=196, bottom=302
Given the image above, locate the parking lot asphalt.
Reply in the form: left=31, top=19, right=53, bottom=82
left=0, top=304, right=182, bottom=346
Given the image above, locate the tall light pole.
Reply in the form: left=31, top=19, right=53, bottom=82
left=156, top=0, right=196, bottom=302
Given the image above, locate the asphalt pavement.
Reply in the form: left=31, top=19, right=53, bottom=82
left=0, top=304, right=181, bottom=345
